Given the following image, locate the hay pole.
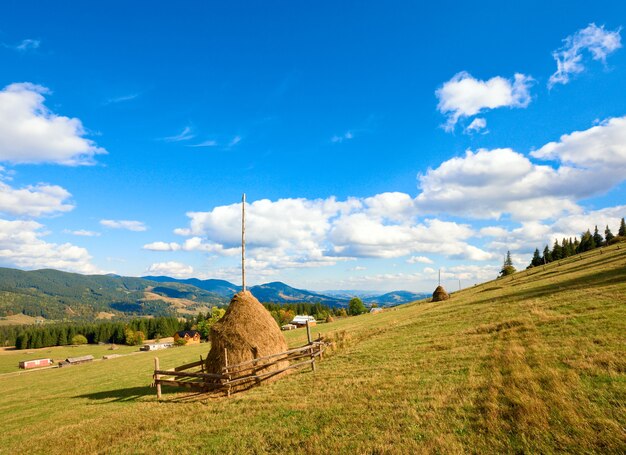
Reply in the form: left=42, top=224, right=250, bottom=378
left=242, top=193, right=246, bottom=292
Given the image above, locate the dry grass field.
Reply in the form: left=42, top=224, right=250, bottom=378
left=0, top=243, right=624, bottom=454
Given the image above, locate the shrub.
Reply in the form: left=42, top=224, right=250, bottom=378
left=71, top=334, right=88, bottom=345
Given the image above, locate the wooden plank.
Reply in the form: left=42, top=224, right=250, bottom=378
left=224, top=359, right=314, bottom=387
left=174, top=359, right=204, bottom=372
left=225, top=350, right=321, bottom=376
left=222, top=343, right=324, bottom=372
left=155, top=370, right=226, bottom=380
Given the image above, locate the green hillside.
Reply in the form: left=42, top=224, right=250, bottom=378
left=0, top=268, right=227, bottom=320
left=0, top=242, right=624, bottom=454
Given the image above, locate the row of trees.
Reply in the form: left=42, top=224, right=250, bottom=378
left=5, top=317, right=183, bottom=350
left=528, top=218, right=626, bottom=268
left=263, top=302, right=347, bottom=326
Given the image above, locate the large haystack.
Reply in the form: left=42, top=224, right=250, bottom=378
left=432, top=285, right=450, bottom=302
left=205, top=291, right=288, bottom=385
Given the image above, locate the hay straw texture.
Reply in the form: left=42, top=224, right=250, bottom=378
left=205, top=291, right=289, bottom=383
left=432, top=285, right=450, bottom=302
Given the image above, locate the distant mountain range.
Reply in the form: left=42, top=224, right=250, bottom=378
left=0, top=266, right=429, bottom=321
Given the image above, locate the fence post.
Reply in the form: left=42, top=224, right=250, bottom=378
left=306, top=320, right=312, bottom=345
left=154, top=357, right=162, bottom=401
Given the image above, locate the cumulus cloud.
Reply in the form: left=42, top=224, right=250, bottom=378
left=0, top=181, right=73, bottom=216
left=0, top=83, right=106, bottom=165
left=406, top=256, right=433, bottom=264
left=549, top=23, right=622, bottom=88
left=100, top=219, right=147, bottom=231
left=416, top=113, right=626, bottom=222
left=436, top=72, right=533, bottom=131
left=0, top=219, right=99, bottom=273
left=145, top=261, right=194, bottom=278
left=465, top=117, right=487, bottom=133
left=149, top=194, right=493, bottom=278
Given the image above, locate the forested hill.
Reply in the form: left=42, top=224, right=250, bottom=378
left=0, top=268, right=227, bottom=320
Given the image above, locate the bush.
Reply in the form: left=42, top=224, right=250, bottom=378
left=71, top=334, right=88, bottom=345
left=175, top=338, right=187, bottom=347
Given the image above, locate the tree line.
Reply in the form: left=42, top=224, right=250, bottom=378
left=2, top=317, right=183, bottom=350
left=528, top=218, right=626, bottom=268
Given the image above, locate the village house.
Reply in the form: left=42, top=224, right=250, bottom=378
left=140, top=342, right=174, bottom=351
left=290, top=315, right=317, bottom=328
left=174, top=330, right=201, bottom=345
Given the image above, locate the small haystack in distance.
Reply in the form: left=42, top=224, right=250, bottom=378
left=205, top=291, right=289, bottom=386
left=432, top=285, right=450, bottom=302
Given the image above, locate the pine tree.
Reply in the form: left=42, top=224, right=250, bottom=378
left=619, top=218, right=626, bottom=237
left=543, top=245, right=552, bottom=263
left=593, top=225, right=604, bottom=248
left=605, top=225, right=615, bottom=244
left=552, top=239, right=563, bottom=260
left=530, top=248, right=542, bottom=267
left=500, top=250, right=516, bottom=276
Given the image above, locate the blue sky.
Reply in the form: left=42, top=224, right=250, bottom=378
left=1, top=1, right=625, bottom=291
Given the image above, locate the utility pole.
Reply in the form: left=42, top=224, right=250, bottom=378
left=438, top=269, right=441, bottom=286
left=242, top=193, right=246, bottom=292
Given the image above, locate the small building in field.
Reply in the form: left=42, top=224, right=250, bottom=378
left=369, top=307, right=383, bottom=314
left=18, top=358, right=52, bottom=369
left=281, top=323, right=297, bottom=331
left=174, top=330, right=201, bottom=345
left=140, top=342, right=173, bottom=351
left=58, top=355, right=95, bottom=367
left=290, top=315, right=316, bottom=328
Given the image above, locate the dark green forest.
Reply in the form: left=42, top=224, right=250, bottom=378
left=527, top=218, right=625, bottom=268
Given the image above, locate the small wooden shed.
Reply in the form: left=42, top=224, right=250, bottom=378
left=18, top=358, right=52, bottom=369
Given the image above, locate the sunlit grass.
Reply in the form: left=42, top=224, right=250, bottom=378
left=0, top=243, right=624, bottom=454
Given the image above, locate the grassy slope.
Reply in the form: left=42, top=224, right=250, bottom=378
left=0, top=244, right=624, bottom=454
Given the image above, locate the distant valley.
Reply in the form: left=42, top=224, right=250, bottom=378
left=0, top=267, right=428, bottom=322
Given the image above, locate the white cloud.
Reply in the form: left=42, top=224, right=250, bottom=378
left=100, top=219, right=147, bottom=232
left=0, top=181, right=73, bottom=217
left=0, top=219, right=99, bottom=273
left=436, top=72, right=533, bottom=131
left=0, top=83, right=106, bottom=165
left=105, top=93, right=139, bottom=105
left=406, top=256, right=433, bottom=264
left=549, top=23, right=622, bottom=88
left=331, top=131, right=354, bottom=143
left=15, top=39, right=41, bottom=51
left=64, top=229, right=100, bottom=237
left=532, top=116, right=626, bottom=168
left=146, top=261, right=194, bottom=278
left=229, top=136, right=242, bottom=147
left=190, top=140, right=218, bottom=147
left=414, top=117, right=626, bottom=222
left=465, top=117, right=487, bottom=133
left=163, top=126, right=194, bottom=142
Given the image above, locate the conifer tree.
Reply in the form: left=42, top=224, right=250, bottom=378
left=619, top=218, right=626, bottom=237
left=500, top=251, right=516, bottom=276
left=530, top=248, right=542, bottom=267
left=543, top=245, right=552, bottom=263
left=593, top=225, right=604, bottom=247
left=605, top=225, right=615, bottom=244
left=552, top=239, right=563, bottom=260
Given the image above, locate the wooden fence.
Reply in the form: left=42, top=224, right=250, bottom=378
left=152, top=324, right=327, bottom=399
left=153, top=341, right=325, bottom=398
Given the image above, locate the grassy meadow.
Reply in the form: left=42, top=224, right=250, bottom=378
left=0, top=243, right=624, bottom=454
